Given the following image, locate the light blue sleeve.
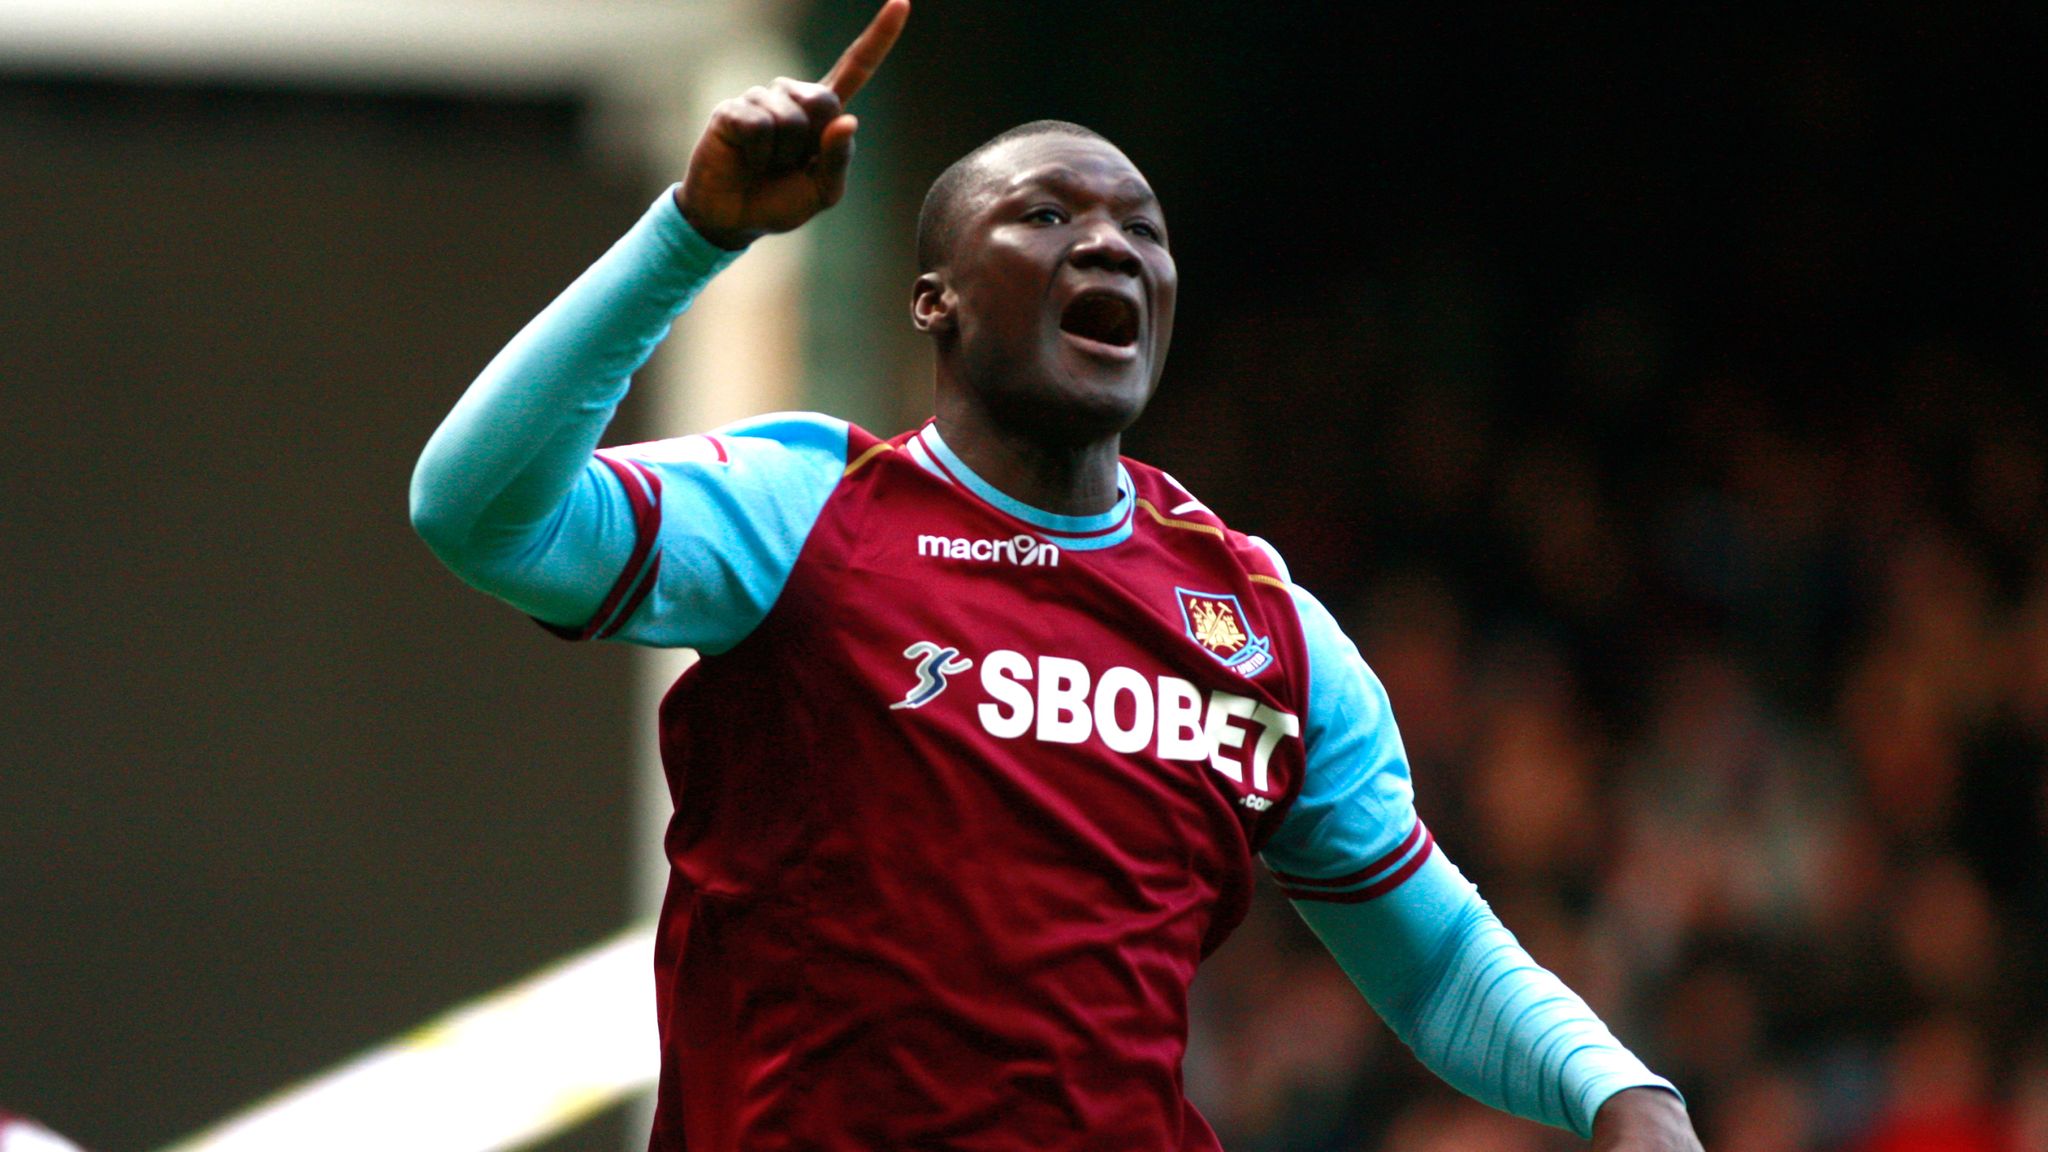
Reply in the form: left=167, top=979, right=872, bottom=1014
left=1259, top=577, right=1420, bottom=879
left=594, top=413, right=848, bottom=651
left=1262, top=580, right=1679, bottom=1137
left=409, top=189, right=845, bottom=650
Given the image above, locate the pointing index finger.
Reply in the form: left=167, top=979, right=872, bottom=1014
left=821, top=0, right=909, bottom=103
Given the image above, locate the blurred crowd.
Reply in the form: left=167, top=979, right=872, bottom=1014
left=1091, top=17, right=2048, bottom=1149
left=1160, top=300, right=2047, bottom=1151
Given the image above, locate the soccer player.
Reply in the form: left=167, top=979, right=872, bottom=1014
left=410, top=4, right=1704, bottom=1150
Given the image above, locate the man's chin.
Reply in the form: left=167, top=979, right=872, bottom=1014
left=1007, top=370, right=1152, bottom=446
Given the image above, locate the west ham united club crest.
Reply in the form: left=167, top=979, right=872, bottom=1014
left=1176, top=589, right=1274, bottom=677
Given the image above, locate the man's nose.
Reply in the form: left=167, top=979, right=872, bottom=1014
left=1069, top=219, right=1142, bottom=276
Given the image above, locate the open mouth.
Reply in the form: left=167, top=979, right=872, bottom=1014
left=1059, top=290, right=1141, bottom=350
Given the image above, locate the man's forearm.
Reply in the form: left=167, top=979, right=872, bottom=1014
left=1291, top=849, right=1679, bottom=1138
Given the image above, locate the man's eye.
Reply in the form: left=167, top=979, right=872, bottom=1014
left=1023, top=207, right=1067, bottom=225
left=1126, top=220, right=1163, bottom=241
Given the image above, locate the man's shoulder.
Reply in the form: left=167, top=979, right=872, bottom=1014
left=1119, top=458, right=1292, bottom=585
left=604, top=410, right=852, bottom=468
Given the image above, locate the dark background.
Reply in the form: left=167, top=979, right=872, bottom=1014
left=7, top=3, right=2048, bottom=1150
left=1, top=85, right=645, bottom=1149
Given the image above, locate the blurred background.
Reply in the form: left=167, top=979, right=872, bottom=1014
left=4, top=2, right=2045, bottom=1151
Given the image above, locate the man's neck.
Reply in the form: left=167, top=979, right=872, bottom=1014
left=930, top=405, right=1123, bottom=518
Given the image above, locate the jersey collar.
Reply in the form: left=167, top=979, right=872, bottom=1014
left=906, top=423, right=1135, bottom=552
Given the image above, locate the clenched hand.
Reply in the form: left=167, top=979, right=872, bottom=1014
left=677, top=0, right=910, bottom=250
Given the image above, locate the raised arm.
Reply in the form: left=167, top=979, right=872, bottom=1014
left=409, top=3, right=908, bottom=637
left=1262, top=581, right=1701, bottom=1149
left=406, top=195, right=742, bottom=629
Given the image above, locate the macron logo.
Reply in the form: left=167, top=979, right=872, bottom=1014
left=917, top=533, right=1062, bottom=568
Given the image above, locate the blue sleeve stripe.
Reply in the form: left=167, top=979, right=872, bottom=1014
left=1279, top=821, right=1436, bottom=904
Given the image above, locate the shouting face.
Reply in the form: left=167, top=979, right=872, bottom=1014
left=915, top=132, right=1178, bottom=447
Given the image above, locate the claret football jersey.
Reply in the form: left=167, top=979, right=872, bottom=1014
left=560, top=416, right=1423, bottom=1151
left=412, top=190, right=1677, bottom=1150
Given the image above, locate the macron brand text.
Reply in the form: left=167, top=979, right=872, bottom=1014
left=918, top=533, right=1061, bottom=567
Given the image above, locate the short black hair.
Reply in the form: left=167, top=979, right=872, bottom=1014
left=915, top=120, right=1112, bottom=273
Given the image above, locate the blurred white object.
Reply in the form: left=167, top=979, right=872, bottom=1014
left=0, top=1114, right=87, bottom=1152
left=154, top=923, right=660, bottom=1152
left=0, top=1, right=737, bottom=92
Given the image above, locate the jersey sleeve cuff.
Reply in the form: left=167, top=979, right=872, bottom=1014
left=1271, top=818, right=1435, bottom=904
left=1570, top=1064, right=1685, bottom=1138
left=535, top=454, right=664, bottom=642
left=651, top=185, right=749, bottom=281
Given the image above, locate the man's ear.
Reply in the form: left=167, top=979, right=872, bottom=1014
left=911, top=272, right=956, bottom=334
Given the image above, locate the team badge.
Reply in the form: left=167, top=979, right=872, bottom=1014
left=890, top=641, right=974, bottom=710
left=1176, top=589, right=1274, bottom=677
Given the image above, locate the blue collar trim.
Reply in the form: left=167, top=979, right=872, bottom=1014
left=915, top=425, right=1134, bottom=551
